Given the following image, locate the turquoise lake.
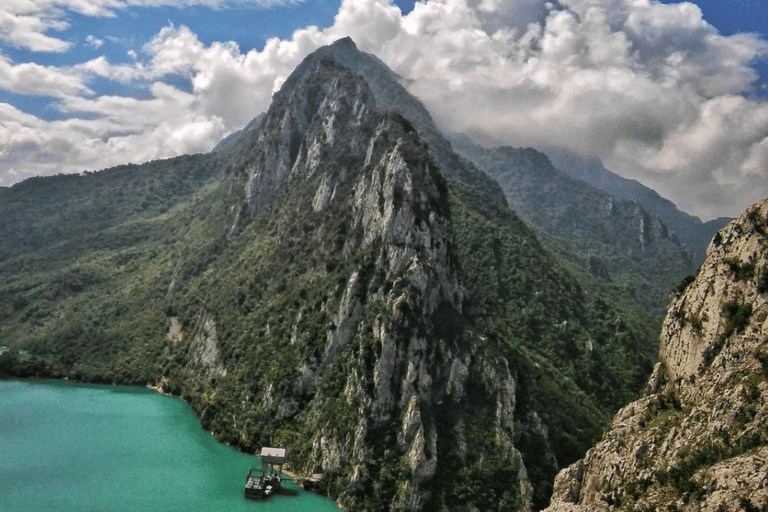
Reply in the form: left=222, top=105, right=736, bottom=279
left=0, top=380, right=341, bottom=512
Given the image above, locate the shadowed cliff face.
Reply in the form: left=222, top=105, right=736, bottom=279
left=545, top=198, right=768, bottom=512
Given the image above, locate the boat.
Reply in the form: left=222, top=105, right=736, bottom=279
left=243, top=447, right=298, bottom=500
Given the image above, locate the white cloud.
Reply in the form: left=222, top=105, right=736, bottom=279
left=360, top=0, right=768, bottom=220
left=632, top=95, right=768, bottom=216
left=1, top=0, right=767, bottom=220
left=0, top=0, right=303, bottom=52
left=0, top=82, right=227, bottom=186
left=0, top=8, right=72, bottom=52
left=86, top=34, right=103, bottom=48
left=0, top=53, right=93, bottom=96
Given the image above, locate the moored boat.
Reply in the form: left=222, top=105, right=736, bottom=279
left=243, top=447, right=298, bottom=500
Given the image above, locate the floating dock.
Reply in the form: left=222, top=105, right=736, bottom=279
left=243, top=447, right=298, bottom=500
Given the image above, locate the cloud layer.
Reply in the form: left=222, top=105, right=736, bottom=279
left=1, top=0, right=767, bottom=220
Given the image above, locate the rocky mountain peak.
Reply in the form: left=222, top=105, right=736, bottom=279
left=229, top=56, right=377, bottom=216
left=195, top=40, right=532, bottom=509
left=218, top=37, right=509, bottom=215
left=307, top=37, right=437, bottom=134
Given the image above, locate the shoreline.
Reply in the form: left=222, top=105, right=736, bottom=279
left=145, top=382, right=172, bottom=396
left=144, top=381, right=324, bottom=487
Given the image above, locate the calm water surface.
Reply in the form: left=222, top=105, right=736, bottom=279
left=0, top=380, right=341, bottom=512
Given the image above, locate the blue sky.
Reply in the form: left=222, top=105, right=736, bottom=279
left=1, top=0, right=767, bottom=220
left=0, top=0, right=342, bottom=119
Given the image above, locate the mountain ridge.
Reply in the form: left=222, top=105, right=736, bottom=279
left=451, top=138, right=695, bottom=317
left=542, top=147, right=731, bottom=265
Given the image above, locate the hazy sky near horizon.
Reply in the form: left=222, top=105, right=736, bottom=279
left=0, top=0, right=766, bottom=220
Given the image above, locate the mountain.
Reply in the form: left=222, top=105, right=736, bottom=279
left=542, top=148, right=731, bottom=265
left=0, top=39, right=661, bottom=511
left=544, top=197, right=768, bottom=511
left=451, top=139, right=695, bottom=315
left=212, top=37, right=508, bottom=210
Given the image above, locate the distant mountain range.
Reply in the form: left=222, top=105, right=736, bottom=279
left=451, top=138, right=696, bottom=315
left=541, top=147, right=731, bottom=265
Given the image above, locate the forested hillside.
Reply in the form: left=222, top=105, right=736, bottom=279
left=1, top=38, right=668, bottom=511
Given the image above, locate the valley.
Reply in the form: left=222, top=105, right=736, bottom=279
left=1, top=38, right=762, bottom=512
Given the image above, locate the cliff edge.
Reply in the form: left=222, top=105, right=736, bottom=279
left=545, top=198, right=768, bottom=511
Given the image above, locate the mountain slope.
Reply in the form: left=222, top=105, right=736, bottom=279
left=543, top=148, right=730, bottom=265
left=544, top=197, right=768, bottom=511
left=1, top=39, right=661, bottom=511
left=452, top=140, right=694, bottom=319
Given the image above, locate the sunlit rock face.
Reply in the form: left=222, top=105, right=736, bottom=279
left=545, top=198, right=768, bottom=512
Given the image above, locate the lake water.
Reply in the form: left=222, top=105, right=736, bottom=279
left=0, top=380, right=341, bottom=512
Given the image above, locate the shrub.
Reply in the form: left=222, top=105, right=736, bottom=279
left=675, top=275, right=696, bottom=296
left=725, top=257, right=755, bottom=282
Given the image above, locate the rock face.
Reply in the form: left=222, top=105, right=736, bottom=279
left=175, top=44, right=533, bottom=510
left=544, top=198, right=768, bottom=512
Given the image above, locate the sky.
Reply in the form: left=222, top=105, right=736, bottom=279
left=0, top=0, right=767, bottom=220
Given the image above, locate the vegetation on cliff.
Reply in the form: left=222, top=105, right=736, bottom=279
left=545, top=198, right=768, bottom=512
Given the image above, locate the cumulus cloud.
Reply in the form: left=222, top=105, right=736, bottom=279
left=0, top=0, right=303, bottom=52
left=0, top=82, right=226, bottom=180
left=1, top=0, right=767, bottom=220
left=0, top=7, right=72, bottom=52
left=373, top=0, right=768, bottom=219
left=0, top=53, right=94, bottom=96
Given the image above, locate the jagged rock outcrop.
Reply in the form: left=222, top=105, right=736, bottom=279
left=544, top=198, right=768, bottom=512
left=170, top=44, right=534, bottom=510
left=190, top=312, right=227, bottom=379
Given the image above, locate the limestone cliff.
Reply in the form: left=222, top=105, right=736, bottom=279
left=545, top=198, right=768, bottom=511
left=165, top=47, right=533, bottom=510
